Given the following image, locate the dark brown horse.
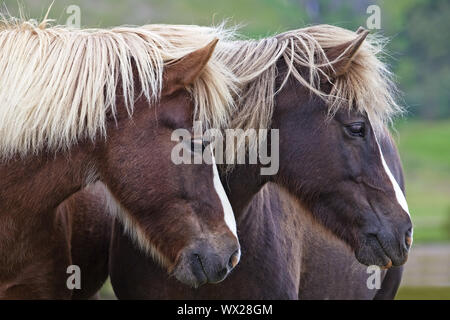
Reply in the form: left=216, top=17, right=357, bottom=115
left=107, top=129, right=405, bottom=299
left=108, top=25, right=413, bottom=299
left=54, top=182, right=113, bottom=299
left=0, top=20, right=240, bottom=298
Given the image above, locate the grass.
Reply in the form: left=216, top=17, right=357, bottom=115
left=396, top=286, right=450, bottom=300
left=2, top=0, right=309, bottom=37
left=99, top=278, right=116, bottom=300
left=393, top=120, right=450, bottom=243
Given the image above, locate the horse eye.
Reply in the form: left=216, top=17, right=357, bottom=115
left=345, top=122, right=365, bottom=137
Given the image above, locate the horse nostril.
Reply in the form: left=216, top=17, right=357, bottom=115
left=405, top=227, right=413, bottom=250
left=228, top=250, right=240, bottom=269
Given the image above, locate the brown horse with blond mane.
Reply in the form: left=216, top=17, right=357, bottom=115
left=0, top=18, right=240, bottom=299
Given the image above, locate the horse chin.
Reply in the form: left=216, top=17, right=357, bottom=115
left=354, top=233, right=408, bottom=268
left=171, top=253, right=208, bottom=288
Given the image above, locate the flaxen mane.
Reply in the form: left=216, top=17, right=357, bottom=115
left=0, top=16, right=401, bottom=160
left=146, top=24, right=402, bottom=156
left=0, top=17, right=236, bottom=159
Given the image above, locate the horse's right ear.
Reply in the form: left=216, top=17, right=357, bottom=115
left=162, top=39, right=219, bottom=96
left=322, top=28, right=369, bottom=79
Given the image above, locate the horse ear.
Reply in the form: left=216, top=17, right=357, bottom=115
left=162, top=38, right=219, bottom=96
left=323, top=28, right=369, bottom=78
left=355, top=26, right=366, bottom=35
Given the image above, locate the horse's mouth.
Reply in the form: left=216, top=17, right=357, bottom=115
left=171, top=252, right=207, bottom=288
left=355, top=233, right=408, bottom=268
left=193, top=254, right=228, bottom=285
left=194, top=254, right=210, bottom=284
left=376, top=242, right=393, bottom=269
left=375, top=233, right=409, bottom=267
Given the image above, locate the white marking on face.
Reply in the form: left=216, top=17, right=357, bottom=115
left=375, top=140, right=410, bottom=216
left=210, top=146, right=239, bottom=240
left=373, top=133, right=413, bottom=243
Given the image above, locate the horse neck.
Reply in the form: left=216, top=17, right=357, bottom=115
left=0, top=143, right=95, bottom=222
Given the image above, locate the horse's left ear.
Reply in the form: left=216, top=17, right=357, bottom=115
left=162, top=38, right=219, bottom=96
left=323, top=27, right=369, bottom=78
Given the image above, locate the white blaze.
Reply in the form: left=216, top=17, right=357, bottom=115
left=373, top=133, right=413, bottom=242
left=210, top=146, right=239, bottom=239
left=375, top=141, right=410, bottom=217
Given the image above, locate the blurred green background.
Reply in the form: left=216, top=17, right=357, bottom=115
left=3, top=0, right=448, bottom=299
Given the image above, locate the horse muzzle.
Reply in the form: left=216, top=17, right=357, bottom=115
left=172, top=238, right=240, bottom=287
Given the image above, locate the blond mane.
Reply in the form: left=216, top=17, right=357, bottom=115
left=0, top=17, right=236, bottom=159
left=0, top=16, right=401, bottom=160
left=146, top=24, right=402, bottom=147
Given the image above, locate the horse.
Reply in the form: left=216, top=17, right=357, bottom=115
left=108, top=24, right=413, bottom=299
left=0, top=18, right=240, bottom=299
left=58, top=127, right=405, bottom=299
left=107, top=128, right=405, bottom=299
left=54, top=182, right=113, bottom=299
